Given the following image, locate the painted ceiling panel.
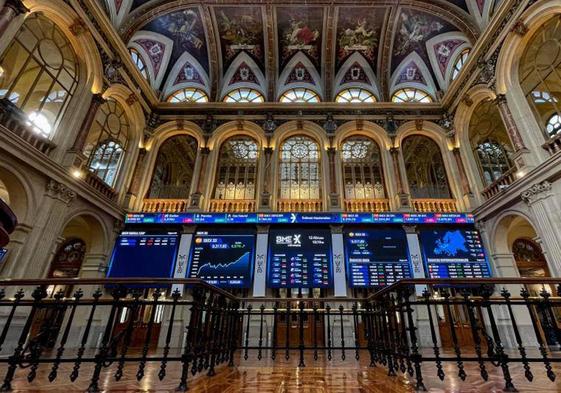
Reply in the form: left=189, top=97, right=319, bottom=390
left=335, top=7, right=386, bottom=73
left=214, top=6, right=266, bottom=73
left=276, top=6, right=324, bottom=72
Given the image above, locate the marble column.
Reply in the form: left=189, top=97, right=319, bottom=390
left=390, top=147, right=410, bottom=208
left=124, top=148, right=147, bottom=208
left=259, top=147, right=273, bottom=210
left=327, top=147, right=340, bottom=209
left=189, top=147, right=210, bottom=209
left=521, top=181, right=561, bottom=276
left=0, top=0, right=27, bottom=39
left=71, top=94, right=105, bottom=153
left=451, top=148, right=472, bottom=196
left=494, top=94, right=530, bottom=169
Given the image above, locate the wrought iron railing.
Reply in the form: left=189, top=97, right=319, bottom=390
left=0, top=278, right=561, bottom=392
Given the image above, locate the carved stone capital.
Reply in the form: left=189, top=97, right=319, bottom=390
left=69, top=18, right=87, bottom=36
left=46, top=180, right=76, bottom=205
left=200, top=147, right=211, bottom=155
left=521, top=181, right=552, bottom=205
left=4, top=0, right=28, bottom=15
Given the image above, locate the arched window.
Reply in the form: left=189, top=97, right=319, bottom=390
left=279, top=88, right=320, bottom=103
left=167, top=88, right=208, bottom=103
left=213, top=137, right=259, bottom=200
left=335, top=88, right=376, bottom=103
left=0, top=14, right=79, bottom=138
left=341, top=137, right=385, bottom=199
left=391, top=88, right=433, bottom=103
left=402, top=135, right=451, bottom=199
left=519, top=16, right=561, bottom=139
left=279, top=136, right=321, bottom=200
left=451, top=48, right=470, bottom=81
left=83, top=100, right=130, bottom=187
left=469, top=100, right=514, bottom=186
left=513, top=238, right=550, bottom=296
left=223, top=88, right=264, bottom=103
left=148, top=135, right=198, bottom=199
left=129, top=48, right=148, bottom=79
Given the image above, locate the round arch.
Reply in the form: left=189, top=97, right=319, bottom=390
left=24, top=0, right=103, bottom=93
left=58, top=210, right=110, bottom=255
left=139, top=121, right=205, bottom=207
left=395, top=121, right=464, bottom=207
left=0, top=163, right=35, bottom=224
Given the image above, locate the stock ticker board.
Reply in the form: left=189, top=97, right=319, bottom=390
left=419, top=227, right=491, bottom=279
left=187, top=231, right=255, bottom=288
left=125, top=212, right=475, bottom=225
left=344, top=228, right=412, bottom=287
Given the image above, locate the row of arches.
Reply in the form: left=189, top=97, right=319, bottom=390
left=136, top=120, right=461, bottom=212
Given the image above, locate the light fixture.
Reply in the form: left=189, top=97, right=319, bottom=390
left=71, top=169, right=83, bottom=179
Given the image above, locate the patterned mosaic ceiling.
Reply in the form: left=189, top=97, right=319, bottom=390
left=102, top=0, right=501, bottom=102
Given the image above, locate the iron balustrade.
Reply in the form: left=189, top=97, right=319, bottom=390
left=0, top=278, right=560, bottom=391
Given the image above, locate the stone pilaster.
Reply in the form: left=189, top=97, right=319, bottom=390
left=390, top=147, right=410, bottom=209
left=327, top=147, right=340, bottom=209
left=494, top=94, right=530, bottom=169
left=189, top=147, right=210, bottom=210
left=259, top=146, right=273, bottom=210
left=521, top=181, right=561, bottom=275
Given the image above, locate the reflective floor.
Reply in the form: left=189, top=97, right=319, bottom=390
left=3, top=352, right=561, bottom=392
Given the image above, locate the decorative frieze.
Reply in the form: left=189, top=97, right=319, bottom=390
left=521, top=181, right=552, bottom=205
left=46, top=180, right=76, bottom=205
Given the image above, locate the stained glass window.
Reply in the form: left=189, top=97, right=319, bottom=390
left=279, top=136, right=321, bottom=199
left=279, top=88, right=320, bottom=103
left=214, top=137, right=259, bottom=200
left=130, top=48, right=148, bottom=79
left=167, top=88, right=208, bottom=103
left=469, top=100, right=514, bottom=186
left=452, top=48, right=470, bottom=81
left=402, top=135, right=451, bottom=198
left=223, top=88, right=264, bottom=103
left=391, top=88, right=433, bottom=103
left=341, top=137, right=385, bottom=199
left=335, top=88, right=376, bottom=103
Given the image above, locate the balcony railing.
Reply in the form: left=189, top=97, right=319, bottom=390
left=0, top=98, right=55, bottom=155
left=542, top=133, right=561, bottom=156
left=142, top=198, right=189, bottom=212
left=0, top=278, right=560, bottom=392
left=343, top=198, right=390, bottom=212
left=85, top=172, right=118, bottom=201
left=277, top=199, right=322, bottom=212
left=209, top=199, right=256, bottom=212
left=412, top=198, right=457, bottom=212
left=482, top=167, right=517, bottom=199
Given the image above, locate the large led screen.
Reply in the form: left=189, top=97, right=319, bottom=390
left=268, top=228, right=332, bottom=288
left=419, top=226, right=491, bottom=279
left=344, top=228, right=411, bottom=287
left=187, top=231, right=255, bottom=288
left=107, top=231, right=179, bottom=281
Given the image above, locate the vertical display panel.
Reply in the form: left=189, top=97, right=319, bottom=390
left=344, top=228, right=411, bottom=287
left=419, top=226, right=491, bottom=279
left=107, top=231, right=179, bottom=280
left=268, top=228, right=332, bottom=288
left=188, top=231, right=255, bottom=288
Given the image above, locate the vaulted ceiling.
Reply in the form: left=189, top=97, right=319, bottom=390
left=101, top=0, right=502, bottom=103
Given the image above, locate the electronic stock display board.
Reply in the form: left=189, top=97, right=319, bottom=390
left=187, top=231, right=255, bottom=288
left=419, top=226, right=491, bottom=279
left=268, top=228, right=332, bottom=288
left=125, top=212, right=475, bottom=225
left=107, top=231, right=179, bottom=281
left=344, top=228, right=411, bottom=287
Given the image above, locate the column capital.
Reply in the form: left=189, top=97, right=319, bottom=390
left=263, top=146, right=273, bottom=155
left=200, top=146, right=211, bottom=155
left=5, top=0, right=28, bottom=15
left=494, top=93, right=508, bottom=106
left=521, top=181, right=552, bottom=205
left=389, top=146, right=400, bottom=155
left=46, top=180, right=76, bottom=205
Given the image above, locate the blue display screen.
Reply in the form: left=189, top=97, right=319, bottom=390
left=0, top=248, right=6, bottom=263
left=187, top=231, right=255, bottom=288
left=419, top=226, right=491, bottom=279
left=344, top=228, right=411, bottom=287
left=107, top=232, right=179, bottom=283
left=268, top=228, right=332, bottom=288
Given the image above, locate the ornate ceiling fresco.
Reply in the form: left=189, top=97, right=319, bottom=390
left=101, top=0, right=501, bottom=102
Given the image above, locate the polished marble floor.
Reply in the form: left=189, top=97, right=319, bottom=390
left=2, top=352, right=561, bottom=392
